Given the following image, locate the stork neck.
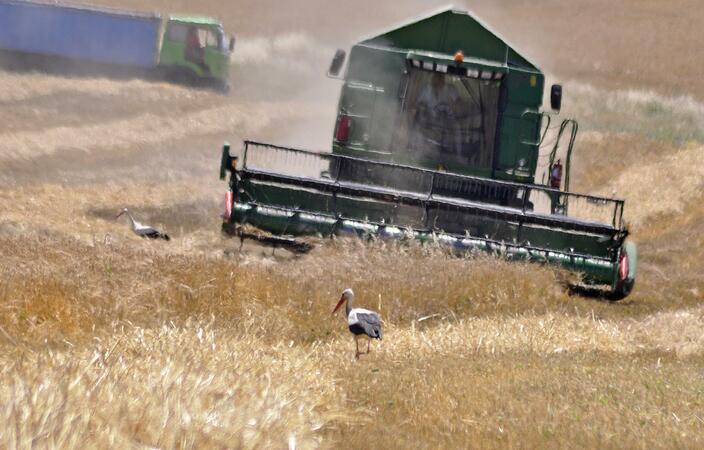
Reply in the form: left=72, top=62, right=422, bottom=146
left=345, top=297, right=353, bottom=316
left=125, top=211, right=137, bottom=229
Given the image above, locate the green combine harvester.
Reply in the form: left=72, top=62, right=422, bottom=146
left=218, top=8, right=637, bottom=299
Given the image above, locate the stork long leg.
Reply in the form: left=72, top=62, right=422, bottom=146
left=367, top=339, right=371, bottom=354
left=355, top=337, right=360, bottom=359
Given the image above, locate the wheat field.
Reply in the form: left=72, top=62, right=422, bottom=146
left=1, top=0, right=704, bottom=448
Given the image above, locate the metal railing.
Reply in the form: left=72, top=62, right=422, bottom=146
left=239, top=140, right=625, bottom=230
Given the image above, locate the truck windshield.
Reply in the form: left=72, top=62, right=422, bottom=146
left=396, top=68, right=501, bottom=170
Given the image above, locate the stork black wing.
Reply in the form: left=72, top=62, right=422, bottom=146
left=141, top=229, right=170, bottom=241
left=356, top=313, right=383, bottom=340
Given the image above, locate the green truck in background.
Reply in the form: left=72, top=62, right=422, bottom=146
left=0, top=0, right=234, bottom=91
left=158, top=15, right=234, bottom=90
left=219, top=8, right=637, bottom=298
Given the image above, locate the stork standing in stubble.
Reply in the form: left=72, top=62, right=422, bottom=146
left=332, top=288, right=382, bottom=358
left=115, top=208, right=170, bottom=241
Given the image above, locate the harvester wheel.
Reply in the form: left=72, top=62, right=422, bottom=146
left=609, top=242, right=637, bottom=301
left=610, top=277, right=634, bottom=301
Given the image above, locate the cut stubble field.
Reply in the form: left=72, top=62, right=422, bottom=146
left=1, top=0, right=704, bottom=448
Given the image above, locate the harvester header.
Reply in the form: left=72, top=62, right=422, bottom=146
left=219, top=7, right=637, bottom=299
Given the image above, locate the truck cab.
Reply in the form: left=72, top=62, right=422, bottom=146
left=330, top=8, right=555, bottom=186
left=159, top=16, right=234, bottom=90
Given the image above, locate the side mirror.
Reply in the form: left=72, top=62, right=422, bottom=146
left=229, top=36, right=236, bottom=52
left=550, top=84, right=562, bottom=111
left=327, top=49, right=346, bottom=78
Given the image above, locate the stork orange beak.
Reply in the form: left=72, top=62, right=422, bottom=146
left=332, top=296, right=345, bottom=315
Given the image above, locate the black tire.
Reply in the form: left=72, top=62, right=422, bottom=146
left=609, top=277, right=635, bottom=301
left=163, top=66, right=198, bottom=87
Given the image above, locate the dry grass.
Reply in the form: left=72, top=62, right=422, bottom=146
left=1, top=230, right=704, bottom=448
left=1, top=327, right=345, bottom=449
left=2, top=1, right=704, bottom=448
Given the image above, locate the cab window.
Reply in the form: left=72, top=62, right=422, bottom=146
left=205, top=28, right=219, bottom=48
left=396, top=68, right=501, bottom=170
left=167, top=24, right=217, bottom=49
left=167, top=23, right=189, bottom=43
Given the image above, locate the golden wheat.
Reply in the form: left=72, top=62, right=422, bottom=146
left=2, top=1, right=704, bottom=448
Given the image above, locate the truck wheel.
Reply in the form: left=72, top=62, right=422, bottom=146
left=182, top=69, right=198, bottom=86
left=164, top=67, right=197, bottom=86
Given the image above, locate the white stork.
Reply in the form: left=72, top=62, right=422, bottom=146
left=332, top=288, right=382, bottom=358
left=115, top=208, right=170, bottom=241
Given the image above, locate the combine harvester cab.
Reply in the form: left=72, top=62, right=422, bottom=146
left=219, top=8, right=637, bottom=299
